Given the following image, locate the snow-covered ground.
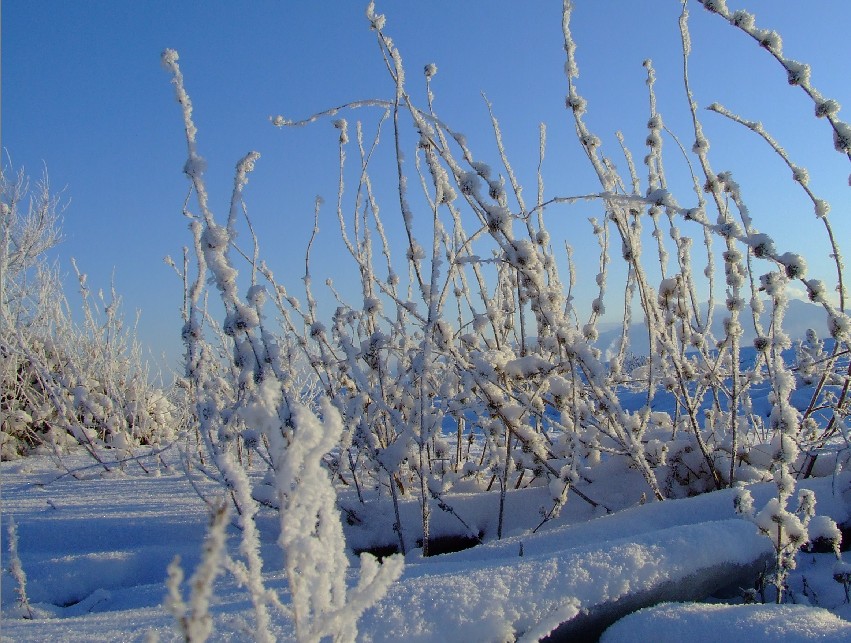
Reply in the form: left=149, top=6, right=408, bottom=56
left=601, top=602, right=851, bottom=643
left=2, top=450, right=850, bottom=641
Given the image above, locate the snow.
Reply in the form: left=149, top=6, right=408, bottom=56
left=6, top=0, right=851, bottom=640
left=357, top=519, right=772, bottom=642
left=601, top=603, right=851, bottom=642
left=3, top=453, right=850, bottom=641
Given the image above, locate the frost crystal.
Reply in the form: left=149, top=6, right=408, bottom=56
left=784, top=60, right=810, bottom=87
left=183, top=154, right=207, bottom=179
left=815, top=98, right=840, bottom=118
left=566, top=91, right=587, bottom=116
left=161, top=48, right=179, bottom=67
left=748, top=232, right=776, bottom=259
left=828, top=313, right=851, bottom=339
left=759, top=271, right=785, bottom=297
left=730, top=10, right=754, bottom=30
left=778, top=252, right=807, bottom=279
left=366, top=1, right=386, bottom=30
left=790, top=165, right=809, bottom=185
left=333, top=118, right=349, bottom=145
left=757, top=30, right=782, bottom=55
left=814, top=199, right=831, bottom=218
left=702, top=0, right=729, bottom=14
left=832, top=122, right=851, bottom=153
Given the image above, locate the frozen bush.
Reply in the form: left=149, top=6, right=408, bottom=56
left=0, top=165, right=179, bottom=464
left=165, top=0, right=849, bottom=595
left=163, top=46, right=404, bottom=641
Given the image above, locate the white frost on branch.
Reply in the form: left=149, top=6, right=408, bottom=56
left=245, top=382, right=404, bottom=642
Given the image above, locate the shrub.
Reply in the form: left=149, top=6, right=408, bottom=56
left=0, top=164, right=179, bottom=465
left=162, top=2, right=851, bottom=624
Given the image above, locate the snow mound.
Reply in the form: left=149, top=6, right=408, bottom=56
left=357, top=519, right=773, bottom=642
left=601, top=602, right=851, bottom=642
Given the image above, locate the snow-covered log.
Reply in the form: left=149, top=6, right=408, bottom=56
left=357, top=519, right=774, bottom=642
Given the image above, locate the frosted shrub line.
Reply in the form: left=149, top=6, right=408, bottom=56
left=270, top=0, right=849, bottom=537
left=0, top=164, right=180, bottom=468
left=157, top=0, right=851, bottom=633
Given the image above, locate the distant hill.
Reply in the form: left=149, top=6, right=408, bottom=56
left=595, top=298, right=831, bottom=357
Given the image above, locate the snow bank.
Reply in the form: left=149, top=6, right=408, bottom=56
left=2, top=455, right=848, bottom=641
left=600, top=602, right=851, bottom=642
left=357, top=519, right=773, bottom=642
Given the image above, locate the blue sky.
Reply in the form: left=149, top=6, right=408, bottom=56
left=4, top=2, right=850, bottom=372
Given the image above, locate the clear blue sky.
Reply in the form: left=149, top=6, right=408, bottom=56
left=4, top=1, right=850, bottom=372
